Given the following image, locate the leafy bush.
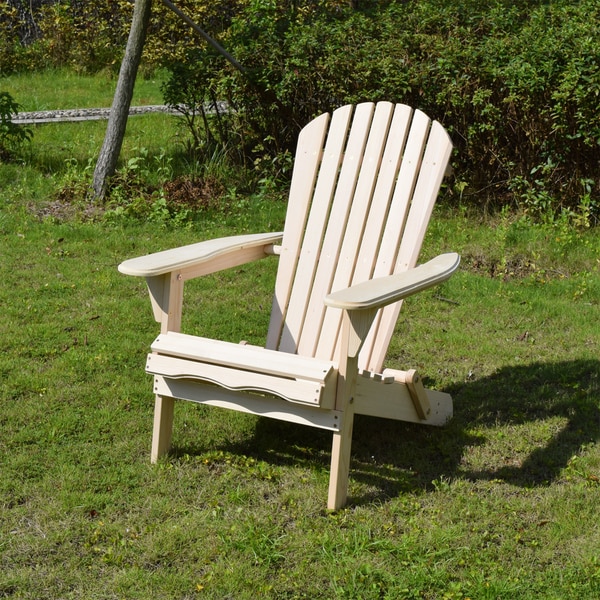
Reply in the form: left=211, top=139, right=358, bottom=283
left=157, top=0, right=598, bottom=217
left=0, top=0, right=236, bottom=75
left=3, top=0, right=598, bottom=216
left=160, top=51, right=238, bottom=160
left=0, top=0, right=133, bottom=74
left=404, top=0, right=600, bottom=216
left=0, top=3, right=30, bottom=74
left=0, top=91, right=32, bottom=161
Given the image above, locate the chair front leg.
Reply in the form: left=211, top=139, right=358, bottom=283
left=151, top=393, right=175, bottom=463
left=146, top=272, right=184, bottom=461
left=328, top=401, right=355, bottom=510
left=327, top=308, right=377, bottom=510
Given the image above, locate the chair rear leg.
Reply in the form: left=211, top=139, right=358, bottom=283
left=151, top=395, right=175, bottom=463
left=327, top=409, right=355, bottom=510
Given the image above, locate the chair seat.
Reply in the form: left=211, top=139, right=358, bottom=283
left=147, top=332, right=337, bottom=407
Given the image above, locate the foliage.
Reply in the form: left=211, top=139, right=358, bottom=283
left=156, top=0, right=600, bottom=217
left=160, top=51, right=237, bottom=160
left=142, top=0, right=243, bottom=67
left=0, top=3, right=26, bottom=74
left=213, top=0, right=599, bottom=216
left=0, top=0, right=237, bottom=75
left=0, top=70, right=273, bottom=225
left=0, top=0, right=133, bottom=74
left=2, top=0, right=599, bottom=216
left=0, top=91, right=32, bottom=160
left=409, top=0, right=600, bottom=216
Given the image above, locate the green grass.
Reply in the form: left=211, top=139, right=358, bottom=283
left=2, top=69, right=177, bottom=178
left=0, top=70, right=599, bottom=599
left=1, top=208, right=598, bottom=600
left=1, top=68, right=166, bottom=111
left=19, top=113, right=181, bottom=176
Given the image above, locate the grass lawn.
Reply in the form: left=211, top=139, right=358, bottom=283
left=0, top=70, right=599, bottom=599
left=2, top=68, right=166, bottom=111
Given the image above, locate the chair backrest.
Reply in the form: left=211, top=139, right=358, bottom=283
left=266, top=102, right=452, bottom=372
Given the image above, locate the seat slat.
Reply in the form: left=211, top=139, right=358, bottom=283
left=395, top=120, right=454, bottom=272
left=373, top=109, right=431, bottom=278
left=151, top=332, right=336, bottom=382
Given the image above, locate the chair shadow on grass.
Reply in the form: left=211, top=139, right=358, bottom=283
left=171, top=358, right=600, bottom=506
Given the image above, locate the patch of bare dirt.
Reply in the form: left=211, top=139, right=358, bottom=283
left=162, top=176, right=225, bottom=211
left=30, top=198, right=104, bottom=223
left=30, top=175, right=226, bottom=222
left=462, top=252, right=538, bottom=280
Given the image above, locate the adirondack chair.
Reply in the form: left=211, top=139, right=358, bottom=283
left=119, top=102, right=460, bottom=509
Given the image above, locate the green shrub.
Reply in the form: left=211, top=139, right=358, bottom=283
left=0, top=0, right=236, bottom=75
left=0, top=3, right=30, bottom=74
left=0, top=0, right=133, bottom=74
left=160, top=51, right=238, bottom=160
left=156, top=0, right=598, bottom=217
left=0, top=91, right=32, bottom=161
left=3, top=0, right=598, bottom=216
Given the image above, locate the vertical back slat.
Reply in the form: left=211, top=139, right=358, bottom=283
left=268, top=102, right=452, bottom=373
left=314, top=102, right=395, bottom=360
left=266, top=112, right=330, bottom=350
left=373, top=109, right=431, bottom=280
left=352, top=104, right=413, bottom=284
left=393, top=120, right=453, bottom=272
left=290, top=103, right=375, bottom=355
left=364, top=120, right=453, bottom=371
left=358, top=109, right=431, bottom=369
left=277, top=105, right=354, bottom=353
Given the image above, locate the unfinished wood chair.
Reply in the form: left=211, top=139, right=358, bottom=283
left=119, top=102, right=460, bottom=509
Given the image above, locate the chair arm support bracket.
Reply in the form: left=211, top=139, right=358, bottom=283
left=119, top=232, right=283, bottom=331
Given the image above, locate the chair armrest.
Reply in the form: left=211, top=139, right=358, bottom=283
left=324, top=252, right=460, bottom=311
left=118, top=232, right=283, bottom=278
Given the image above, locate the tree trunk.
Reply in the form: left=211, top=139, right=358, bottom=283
left=92, top=0, right=152, bottom=200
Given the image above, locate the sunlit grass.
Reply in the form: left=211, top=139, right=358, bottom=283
left=0, top=69, right=599, bottom=600
left=1, top=67, right=166, bottom=110
left=20, top=113, right=182, bottom=175
left=1, top=213, right=598, bottom=599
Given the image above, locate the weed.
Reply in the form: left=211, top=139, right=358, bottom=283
left=0, top=91, right=32, bottom=160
